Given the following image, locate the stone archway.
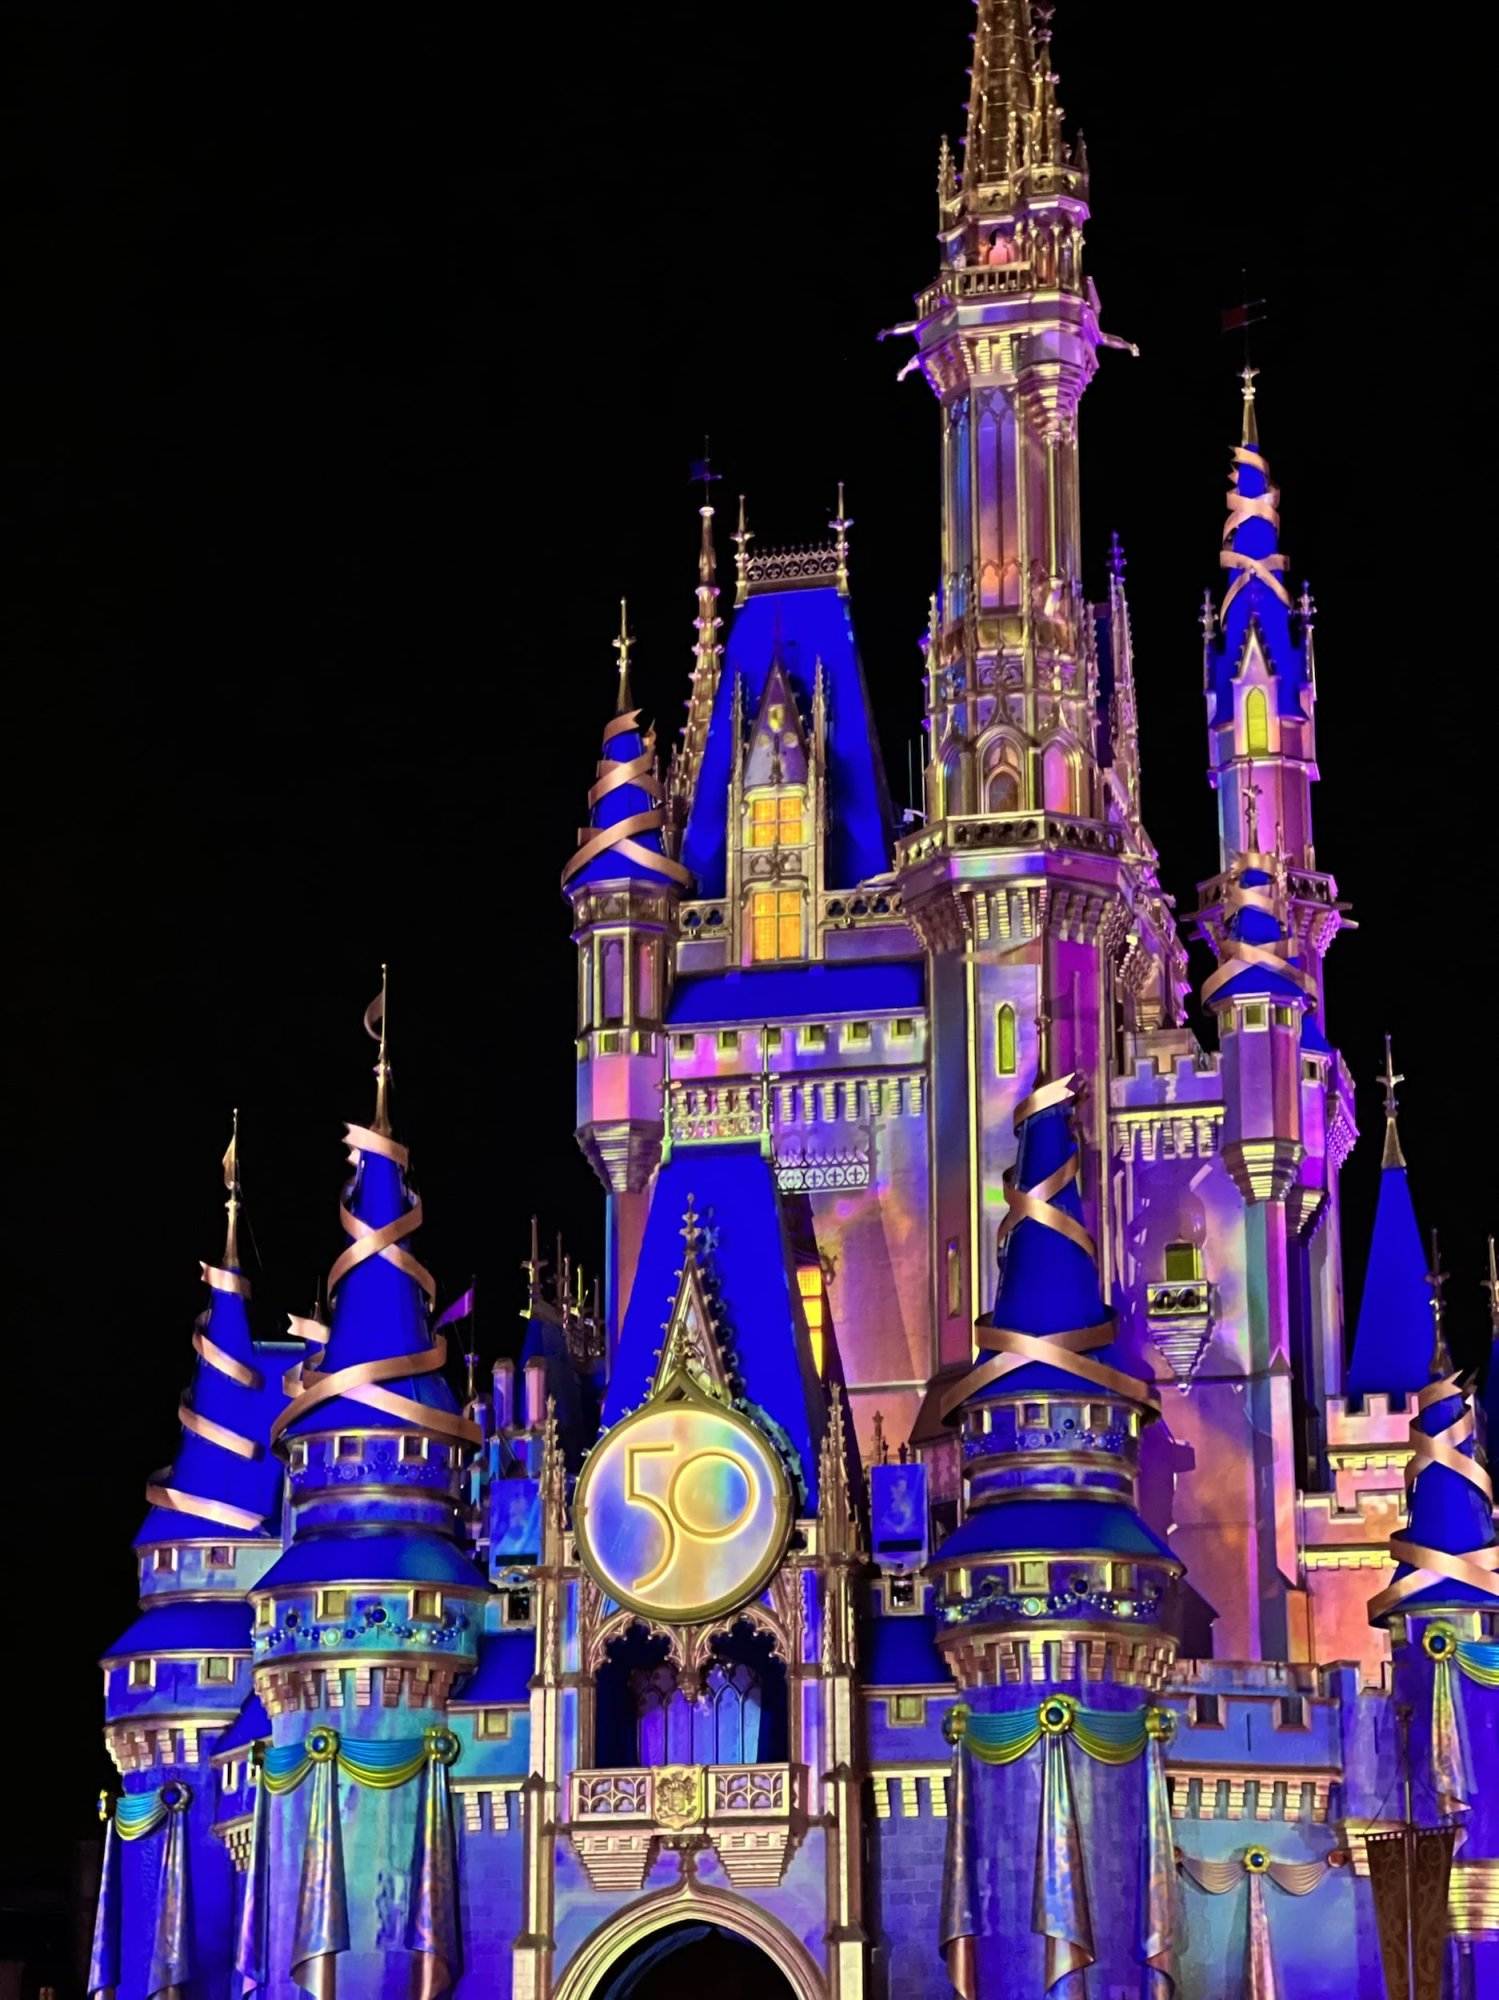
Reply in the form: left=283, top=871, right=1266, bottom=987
left=553, top=1880, right=824, bottom=2000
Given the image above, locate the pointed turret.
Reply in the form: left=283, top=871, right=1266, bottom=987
left=562, top=609, right=691, bottom=897
left=959, top=0, right=1082, bottom=208
left=136, top=1117, right=288, bottom=1547
left=565, top=621, right=688, bottom=1341
left=1346, top=1040, right=1434, bottom=1398
left=667, top=477, right=725, bottom=837
left=1483, top=1236, right=1499, bottom=1442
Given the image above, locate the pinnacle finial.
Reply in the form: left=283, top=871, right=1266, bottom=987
left=733, top=494, right=753, bottom=606
left=612, top=599, right=635, bottom=715
left=1108, top=530, right=1126, bottom=582
left=691, top=437, right=720, bottom=586
left=365, top=964, right=392, bottom=1135
left=1378, top=1035, right=1407, bottom=1168
left=1426, top=1228, right=1451, bottom=1379
left=1034, top=997, right=1052, bottom=1082
left=221, top=1107, right=242, bottom=1269
left=832, top=482, right=853, bottom=595
left=1239, top=363, right=1260, bottom=448
left=1484, top=1236, right=1499, bottom=1341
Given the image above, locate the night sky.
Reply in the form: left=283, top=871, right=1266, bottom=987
left=6, top=0, right=1495, bottom=1958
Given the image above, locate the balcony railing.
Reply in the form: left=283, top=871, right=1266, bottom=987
left=567, top=1763, right=800, bottom=1890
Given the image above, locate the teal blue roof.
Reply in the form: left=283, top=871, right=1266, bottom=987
left=103, top=1600, right=252, bottom=1661
left=253, top=1531, right=483, bottom=1592
left=936, top=1498, right=1174, bottom=1564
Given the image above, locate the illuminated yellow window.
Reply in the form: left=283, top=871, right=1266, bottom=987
left=129, top=1658, right=155, bottom=1688
left=201, top=1656, right=232, bottom=1683
left=1163, top=1242, right=1202, bottom=1282
left=412, top=1588, right=442, bottom=1622
left=1244, top=687, right=1269, bottom=754
left=317, top=1590, right=348, bottom=1622
left=752, top=890, right=802, bottom=962
left=748, top=792, right=805, bottom=848
left=891, top=1694, right=926, bottom=1727
left=995, top=1003, right=1017, bottom=1076
left=797, top=1264, right=826, bottom=1374
left=945, top=1238, right=962, bottom=1318
left=255, top=1598, right=273, bottom=1629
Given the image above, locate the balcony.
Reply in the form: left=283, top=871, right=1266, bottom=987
left=1144, top=1280, right=1214, bottom=1389
left=567, top=1763, right=802, bottom=1891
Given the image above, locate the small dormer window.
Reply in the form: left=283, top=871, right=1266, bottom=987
left=747, top=791, right=804, bottom=849
left=1163, top=1242, right=1202, bottom=1283
left=130, top=1658, right=155, bottom=1689
left=400, top=1435, right=425, bottom=1462
left=412, top=1588, right=442, bottom=1622
left=318, top=1590, right=348, bottom=1622
left=337, top=1436, right=361, bottom=1461
left=255, top=1598, right=273, bottom=1629
left=206, top=1546, right=234, bottom=1570
left=153, top=1547, right=177, bottom=1574
left=201, top=1656, right=232, bottom=1683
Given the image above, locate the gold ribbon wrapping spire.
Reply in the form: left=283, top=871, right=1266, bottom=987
left=561, top=710, right=690, bottom=890
left=269, top=1120, right=479, bottom=1452
left=1369, top=1372, right=1499, bottom=1618
left=1200, top=858, right=1318, bottom=1009
left=1220, top=446, right=1290, bottom=617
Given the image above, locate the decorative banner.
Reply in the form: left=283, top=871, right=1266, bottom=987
left=1034, top=1713, right=1093, bottom=1992
left=1140, top=1709, right=1178, bottom=1998
left=870, top=1462, right=928, bottom=1568
left=939, top=1710, right=977, bottom=2000
left=236, top=1756, right=271, bottom=1996
left=87, top=1817, right=121, bottom=2000
left=490, top=1479, right=542, bottom=1572
left=1365, top=1827, right=1456, bottom=2000
left=1421, top=1626, right=1472, bottom=1819
left=959, top=1698, right=1157, bottom=1768
left=1179, top=1846, right=1342, bottom=2000
left=406, top=1745, right=460, bottom=2000
left=291, top=1737, right=348, bottom=2000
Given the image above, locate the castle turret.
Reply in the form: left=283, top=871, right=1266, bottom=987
left=1346, top=1040, right=1431, bottom=1400
left=563, top=604, right=689, bottom=1348
left=930, top=1049, right=1181, bottom=1996
left=93, top=1124, right=292, bottom=2000
left=246, top=980, right=483, bottom=2000
left=1369, top=1242, right=1499, bottom=1995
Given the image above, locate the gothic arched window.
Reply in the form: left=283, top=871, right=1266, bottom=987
left=1042, top=741, right=1075, bottom=814
left=995, top=1003, right=1017, bottom=1077
left=1244, top=687, right=1270, bottom=755
left=982, top=736, right=1022, bottom=813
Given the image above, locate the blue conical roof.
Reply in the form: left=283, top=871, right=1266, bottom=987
left=136, top=1182, right=287, bottom=1544
left=284, top=1128, right=459, bottom=1437
left=960, top=1081, right=1137, bottom=1406
left=563, top=705, right=689, bottom=894
left=1375, top=1377, right=1499, bottom=1618
left=1206, top=864, right=1311, bottom=1007
left=1346, top=1159, right=1431, bottom=1398
left=1209, top=407, right=1310, bottom=725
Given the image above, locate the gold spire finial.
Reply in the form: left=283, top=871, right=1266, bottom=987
left=1378, top=1035, right=1407, bottom=1168
left=222, top=1107, right=242, bottom=1269
left=1426, top=1228, right=1451, bottom=1379
left=521, top=1215, right=544, bottom=1312
left=1484, top=1236, right=1499, bottom=1342
left=1239, top=363, right=1260, bottom=447
left=365, top=963, right=392, bottom=1135
left=612, top=599, right=635, bottom=715
left=733, top=494, right=753, bottom=607
left=832, top=481, right=852, bottom=595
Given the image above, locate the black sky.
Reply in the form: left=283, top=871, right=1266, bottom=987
left=5, top=0, right=1496, bottom=1948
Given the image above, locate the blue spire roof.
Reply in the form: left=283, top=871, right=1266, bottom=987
left=1346, top=1157, right=1431, bottom=1398
left=1209, top=402, right=1310, bottom=725
left=562, top=704, right=689, bottom=895
left=681, top=583, right=894, bottom=897
left=284, top=1131, right=459, bottom=1438
left=135, top=1171, right=288, bottom=1545
left=1378, top=1378, right=1499, bottom=1617
left=959, top=1081, right=1136, bottom=1406
left=1206, top=865, right=1311, bottom=1007
left=602, top=1140, right=824, bottom=1508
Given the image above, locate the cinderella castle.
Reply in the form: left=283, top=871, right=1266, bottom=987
left=89, top=4, right=1499, bottom=1997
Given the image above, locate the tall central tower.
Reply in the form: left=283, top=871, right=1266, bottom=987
left=898, top=3, right=1172, bottom=1367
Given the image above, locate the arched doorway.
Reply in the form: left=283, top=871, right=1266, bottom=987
left=556, top=1884, right=824, bottom=2000
left=591, top=1920, right=798, bottom=2000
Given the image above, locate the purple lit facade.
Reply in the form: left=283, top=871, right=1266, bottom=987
left=90, top=5, right=1499, bottom=1999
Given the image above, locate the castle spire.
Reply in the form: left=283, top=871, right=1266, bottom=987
left=137, top=1131, right=287, bottom=1544
left=667, top=464, right=724, bottom=835
left=612, top=597, right=635, bottom=716
left=1378, top=1033, right=1407, bottom=1169
left=366, top=963, right=391, bottom=1136
left=1346, top=1050, right=1432, bottom=1398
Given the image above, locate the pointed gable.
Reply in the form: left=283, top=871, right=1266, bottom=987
left=602, top=1142, right=825, bottom=1508
left=743, top=657, right=809, bottom=790
left=1346, top=1159, right=1432, bottom=1397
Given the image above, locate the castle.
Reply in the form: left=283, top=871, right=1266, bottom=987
left=89, top=4, right=1499, bottom=1997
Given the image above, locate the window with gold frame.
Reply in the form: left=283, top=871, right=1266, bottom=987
left=747, top=790, right=805, bottom=849
left=751, top=889, right=802, bottom=962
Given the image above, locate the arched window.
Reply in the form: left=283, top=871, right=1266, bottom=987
left=941, top=747, right=967, bottom=817
left=747, top=790, right=805, bottom=849
left=751, top=890, right=802, bottom=963
left=995, top=1003, right=1017, bottom=1076
left=1042, top=741, right=1074, bottom=813
left=982, top=737, right=1022, bottom=813
left=601, top=938, right=625, bottom=1024
left=1244, top=687, right=1270, bottom=755
left=597, top=1621, right=786, bottom=1769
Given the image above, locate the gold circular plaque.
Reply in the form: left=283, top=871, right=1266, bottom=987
left=573, top=1394, right=792, bottom=1624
